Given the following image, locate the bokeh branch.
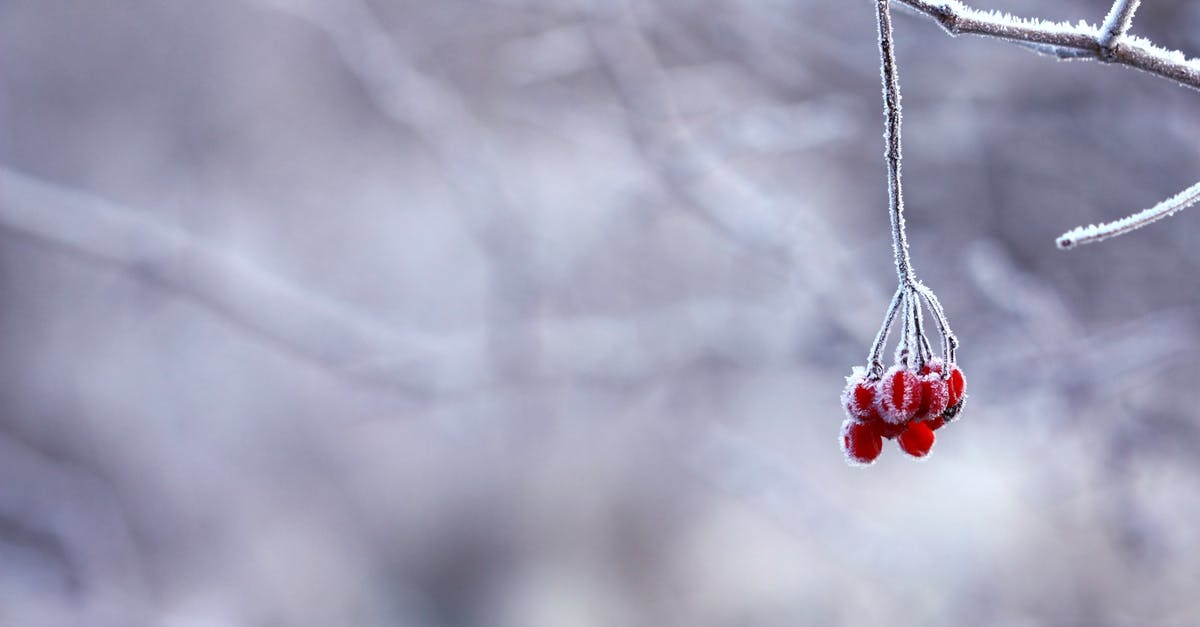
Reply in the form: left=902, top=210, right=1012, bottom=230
left=0, top=168, right=821, bottom=398
left=587, top=1, right=887, bottom=339
left=0, top=168, right=485, bottom=396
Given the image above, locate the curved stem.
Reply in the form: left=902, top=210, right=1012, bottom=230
left=896, top=288, right=914, bottom=366
left=911, top=289, right=932, bottom=367
left=868, top=285, right=906, bottom=377
left=876, top=0, right=916, bottom=285
left=913, top=283, right=957, bottom=366
left=1057, top=179, right=1200, bottom=249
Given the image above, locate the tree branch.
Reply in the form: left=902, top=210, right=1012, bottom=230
left=892, top=0, right=1200, bottom=247
left=1099, top=0, right=1141, bottom=53
left=894, top=0, right=1200, bottom=90
left=1056, top=179, right=1200, bottom=249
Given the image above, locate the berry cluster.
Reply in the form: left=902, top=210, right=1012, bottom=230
left=840, top=359, right=965, bottom=465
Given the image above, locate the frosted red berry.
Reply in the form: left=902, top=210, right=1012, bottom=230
left=898, top=421, right=936, bottom=458
left=913, top=370, right=949, bottom=421
left=879, top=366, right=921, bottom=424
left=942, top=364, right=967, bottom=419
left=841, top=283, right=963, bottom=465
left=841, top=369, right=878, bottom=420
left=946, top=365, right=966, bottom=407
left=840, top=359, right=964, bottom=464
left=841, top=419, right=883, bottom=465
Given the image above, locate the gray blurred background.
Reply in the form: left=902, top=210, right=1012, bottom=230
left=3, top=0, right=1200, bottom=625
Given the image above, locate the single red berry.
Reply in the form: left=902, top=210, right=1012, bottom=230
left=841, top=368, right=878, bottom=419
left=898, top=421, right=936, bottom=458
left=879, top=365, right=921, bottom=425
left=841, top=419, right=883, bottom=465
left=913, top=370, right=949, bottom=421
left=945, top=364, right=966, bottom=408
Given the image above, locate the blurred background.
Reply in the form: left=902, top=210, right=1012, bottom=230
left=3, top=0, right=1200, bottom=625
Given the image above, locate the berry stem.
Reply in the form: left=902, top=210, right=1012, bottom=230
left=913, top=282, right=958, bottom=367
left=875, top=0, right=916, bottom=287
left=896, top=290, right=911, bottom=366
left=868, top=285, right=905, bottom=377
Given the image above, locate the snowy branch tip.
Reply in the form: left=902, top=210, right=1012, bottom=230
left=1057, top=179, right=1200, bottom=249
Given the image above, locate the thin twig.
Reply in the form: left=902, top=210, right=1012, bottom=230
left=1056, top=179, right=1200, bottom=249
left=876, top=0, right=916, bottom=286
left=1099, top=0, right=1141, bottom=53
left=913, top=282, right=957, bottom=366
left=867, top=285, right=905, bottom=377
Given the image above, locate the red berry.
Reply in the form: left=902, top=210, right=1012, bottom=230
left=841, top=369, right=878, bottom=420
left=913, top=370, right=949, bottom=421
left=879, top=366, right=921, bottom=424
left=946, top=365, right=966, bottom=408
left=898, top=421, right=936, bottom=458
left=924, top=416, right=945, bottom=431
left=841, top=419, right=883, bottom=465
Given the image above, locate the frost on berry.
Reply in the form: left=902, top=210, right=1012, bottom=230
left=898, top=421, right=935, bottom=458
left=841, top=367, right=878, bottom=420
left=878, top=366, right=921, bottom=424
left=840, top=419, right=883, bottom=466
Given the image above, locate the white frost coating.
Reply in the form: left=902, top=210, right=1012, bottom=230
left=1124, top=34, right=1196, bottom=67
left=844, top=365, right=869, bottom=385
left=928, top=0, right=1099, bottom=38
left=1057, top=179, right=1200, bottom=249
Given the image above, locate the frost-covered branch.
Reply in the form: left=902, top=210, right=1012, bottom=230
left=893, top=0, right=1199, bottom=246
left=894, top=0, right=1200, bottom=89
left=1056, top=179, right=1200, bottom=249
left=1099, top=0, right=1141, bottom=53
